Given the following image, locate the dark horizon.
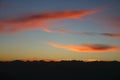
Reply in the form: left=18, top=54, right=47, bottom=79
left=0, top=59, right=120, bottom=62
left=0, top=60, right=120, bottom=80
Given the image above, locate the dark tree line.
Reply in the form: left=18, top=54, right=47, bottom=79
left=0, top=60, right=120, bottom=80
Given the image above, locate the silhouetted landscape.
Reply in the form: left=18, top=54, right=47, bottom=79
left=0, top=60, right=120, bottom=80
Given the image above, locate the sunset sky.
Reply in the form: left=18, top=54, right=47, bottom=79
left=0, top=0, right=120, bottom=61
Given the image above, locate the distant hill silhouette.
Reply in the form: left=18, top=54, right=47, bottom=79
left=0, top=60, right=120, bottom=80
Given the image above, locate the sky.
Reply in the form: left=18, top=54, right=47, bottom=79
left=0, top=0, right=120, bottom=61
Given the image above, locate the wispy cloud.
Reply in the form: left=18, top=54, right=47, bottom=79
left=44, top=28, right=120, bottom=39
left=0, top=9, right=97, bottom=33
left=101, top=33, right=120, bottom=38
left=49, top=42, right=120, bottom=52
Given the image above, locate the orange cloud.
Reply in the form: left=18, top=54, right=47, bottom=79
left=49, top=42, right=120, bottom=52
left=0, top=9, right=97, bottom=33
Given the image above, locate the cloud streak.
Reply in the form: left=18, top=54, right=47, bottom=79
left=49, top=42, right=120, bottom=52
left=0, top=9, right=97, bottom=33
left=45, top=29, right=120, bottom=39
left=101, top=33, right=120, bottom=38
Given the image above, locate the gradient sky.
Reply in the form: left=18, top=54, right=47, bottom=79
left=0, top=0, right=120, bottom=61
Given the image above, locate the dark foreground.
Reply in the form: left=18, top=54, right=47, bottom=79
left=0, top=60, right=120, bottom=80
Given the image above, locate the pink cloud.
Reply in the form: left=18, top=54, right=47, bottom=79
left=0, top=9, right=97, bottom=33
